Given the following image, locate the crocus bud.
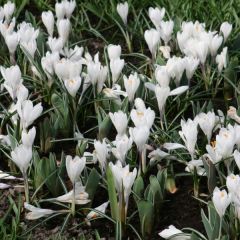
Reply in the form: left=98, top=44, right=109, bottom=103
left=220, top=22, right=232, bottom=42
left=159, top=20, right=174, bottom=45
left=148, top=7, right=165, bottom=30
left=109, top=110, right=128, bottom=136
left=110, top=58, right=124, bottom=83
left=116, top=2, right=128, bottom=25
left=184, top=56, right=199, bottom=81
left=209, top=34, right=223, bottom=57
left=41, top=11, right=54, bottom=37
left=123, top=72, right=140, bottom=102
left=21, top=126, right=36, bottom=147
left=155, top=85, right=170, bottom=115
left=66, top=155, right=86, bottom=184
left=216, top=47, right=227, bottom=72
left=144, top=28, right=160, bottom=58
left=155, top=65, right=170, bottom=87
left=57, top=18, right=71, bottom=44
left=94, top=139, right=109, bottom=173
left=107, top=44, right=121, bottom=60
left=3, top=1, right=15, bottom=22
left=226, top=174, right=240, bottom=193
left=212, top=187, right=231, bottom=217
left=11, top=144, right=32, bottom=174
left=64, top=0, right=76, bottom=19
left=5, top=31, right=18, bottom=54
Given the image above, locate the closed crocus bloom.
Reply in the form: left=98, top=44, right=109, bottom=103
left=17, top=100, right=43, bottom=129
left=11, top=144, right=32, bottom=174
left=20, top=39, right=37, bottom=59
left=129, top=126, right=150, bottom=152
left=87, top=60, right=101, bottom=85
left=57, top=18, right=71, bottom=44
left=112, top=135, right=132, bottom=164
left=41, top=51, right=59, bottom=78
left=148, top=7, right=165, bottom=30
left=110, top=58, right=124, bottom=83
left=116, top=2, right=128, bottom=25
left=212, top=187, right=231, bottom=217
left=47, top=37, right=64, bottom=53
left=107, top=44, right=121, bottom=60
left=3, top=1, right=15, bottom=22
left=179, top=119, right=198, bottom=159
left=159, top=45, right=171, bottom=59
left=123, top=72, right=140, bottom=102
left=195, top=111, right=216, bottom=143
left=215, top=127, right=235, bottom=159
left=184, top=56, right=199, bottom=81
left=144, top=28, right=160, bottom=58
left=209, top=34, right=223, bottom=57
left=155, top=85, right=170, bottom=115
left=94, top=139, right=109, bottom=173
left=1, top=65, right=22, bottom=100
left=109, top=161, right=137, bottom=207
left=177, top=31, right=189, bottom=53
left=160, top=20, right=174, bottom=45
left=234, top=150, right=240, bottom=170
left=226, top=174, right=240, bottom=193
left=196, top=40, right=208, bottom=64
left=109, top=111, right=128, bottom=137
left=5, top=31, right=18, bottom=54
left=97, top=65, right=108, bottom=93
left=55, top=1, right=65, bottom=20
left=159, top=225, right=187, bottom=239
left=66, top=155, right=86, bottom=184
left=130, top=107, right=155, bottom=129
left=216, top=47, right=227, bottom=72
left=24, top=202, right=55, bottom=220
left=134, top=98, right=146, bottom=111
left=155, top=65, right=170, bottom=87
left=64, top=76, right=82, bottom=97
left=41, top=11, right=54, bottom=36
left=205, top=145, right=222, bottom=164
left=16, top=84, right=28, bottom=103
left=220, top=22, right=232, bottom=42
left=64, top=0, right=76, bottom=19
left=21, top=127, right=36, bottom=147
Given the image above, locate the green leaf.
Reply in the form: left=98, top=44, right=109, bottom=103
left=201, top=209, right=213, bottom=239
left=133, top=176, right=144, bottom=202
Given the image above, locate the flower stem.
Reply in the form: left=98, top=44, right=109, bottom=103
left=218, top=217, right=222, bottom=240
left=71, top=182, right=76, bottom=217
left=23, top=172, right=29, bottom=203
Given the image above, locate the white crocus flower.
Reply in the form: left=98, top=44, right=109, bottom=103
left=159, top=225, right=189, bottom=239
left=134, top=98, right=146, bottom=111
left=24, top=202, right=55, bottom=220
left=123, top=72, right=140, bottom=102
left=3, top=1, right=15, bottom=22
left=195, top=111, right=216, bottom=143
left=41, top=11, right=54, bottom=36
left=226, top=174, right=240, bottom=193
left=17, top=100, right=43, bottom=129
left=64, top=0, right=76, bottom=19
left=185, top=159, right=206, bottom=176
left=64, top=76, right=82, bottom=97
left=179, top=119, right=198, bottom=159
left=107, top=44, right=121, bottom=60
left=148, top=7, right=165, bottom=30
left=47, top=37, right=64, bottom=53
left=94, top=139, right=109, bottom=173
left=57, top=18, right=71, bottom=44
left=227, top=106, right=240, bottom=124
left=209, top=34, right=223, bottom=57
left=159, top=20, right=174, bottom=45
left=97, top=65, right=108, bottom=93
left=130, top=107, right=155, bottom=129
left=109, top=111, right=128, bottom=137
left=5, top=31, right=19, bottom=54
left=155, top=65, right=170, bottom=87
left=110, top=58, right=124, bottom=83
left=184, top=56, right=199, bottom=81
left=11, top=144, right=32, bottom=174
left=109, top=161, right=137, bottom=208
left=102, top=84, right=127, bottom=105
left=66, top=155, right=86, bottom=184
left=129, top=126, right=150, bottom=152
left=116, top=2, right=129, bottom=25
left=41, top=51, right=59, bottom=79
left=112, top=135, right=132, bottom=165
left=55, top=1, right=65, bottom=20
left=21, top=127, right=36, bottom=147
left=212, top=187, right=231, bottom=218
left=0, top=17, right=15, bottom=38
left=86, top=201, right=109, bottom=222
left=234, top=150, right=240, bottom=171
left=205, top=145, right=222, bottom=164
left=1, top=65, right=22, bottom=100
left=148, top=148, right=169, bottom=164
left=220, top=22, right=232, bottom=42
left=144, top=28, right=161, bottom=58
left=215, top=126, right=235, bottom=159
left=216, top=47, right=227, bottom=72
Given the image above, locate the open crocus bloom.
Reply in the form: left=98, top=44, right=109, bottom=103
left=24, top=202, right=55, bottom=220
left=185, top=159, right=206, bottom=176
